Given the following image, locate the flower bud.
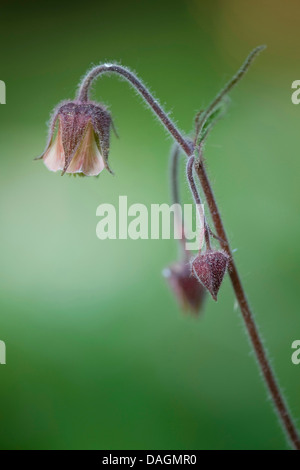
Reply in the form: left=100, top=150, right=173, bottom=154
left=163, top=262, right=206, bottom=315
left=37, top=100, right=113, bottom=176
left=192, top=250, right=229, bottom=301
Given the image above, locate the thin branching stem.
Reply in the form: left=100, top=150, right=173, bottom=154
left=195, top=45, right=266, bottom=142
left=169, top=145, right=189, bottom=259
left=77, top=49, right=300, bottom=450
left=186, top=155, right=211, bottom=251
left=77, top=64, right=192, bottom=156
left=194, top=154, right=300, bottom=450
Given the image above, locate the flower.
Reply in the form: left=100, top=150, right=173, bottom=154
left=192, top=250, right=229, bottom=301
left=163, top=262, right=206, bottom=315
left=36, top=101, right=113, bottom=176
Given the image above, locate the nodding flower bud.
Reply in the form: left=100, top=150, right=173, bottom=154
left=36, top=100, right=113, bottom=176
left=163, top=262, right=206, bottom=315
left=192, top=250, right=229, bottom=301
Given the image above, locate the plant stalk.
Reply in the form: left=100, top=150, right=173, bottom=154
left=195, top=155, right=300, bottom=450
left=77, top=58, right=300, bottom=449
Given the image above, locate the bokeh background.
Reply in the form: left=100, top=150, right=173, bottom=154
left=0, top=0, right=299, bottom=450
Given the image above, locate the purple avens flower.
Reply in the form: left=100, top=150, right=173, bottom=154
left=36, top=101, right=113, bottom=176
left=191, top=250, right=229, bottom=301
left=186, top=155, right=229, bottom=301
left=163, top=262, right=206, bottom=315
left=163, top=146, right=206, bottom=316
left=33, top=50, right=300, bottom=448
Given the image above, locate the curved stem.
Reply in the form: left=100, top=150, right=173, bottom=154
left=194, top=156, right=300, bottom=450
left=170, top=145, right=181, bottom=208
left=196, top=45, right=265, bottom=138
left=77, top=64, right=192, bottom=156
left=78, top=57, right=300, bottom=449
left=169, top=146, right=189, bottom=259
left=186, top=155, right=211, bottom=251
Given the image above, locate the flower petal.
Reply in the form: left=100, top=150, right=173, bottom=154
left=42, top=120, right=65, bottom=172
left=92, top=109, right=113, bottom=174
left=66, top=121, right=105, bottom=176
left=163, top=262, right=206, bottom=314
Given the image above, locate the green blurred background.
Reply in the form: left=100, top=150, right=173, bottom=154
left=0, top=0, right=299, bottom=450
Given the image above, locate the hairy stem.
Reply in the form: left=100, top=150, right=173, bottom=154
left=78, top=53, right=300, bottom=449
left=186, top=155, right=211, bottom=251
left=169, top=146, right=189, bottom=259
left=196, top=45, right=265, bottom=139
left=170, top=145, right=181, bottom=208
left=77, top=64, right=192, bottom=155
left=194, top=155, right=300, bottom=450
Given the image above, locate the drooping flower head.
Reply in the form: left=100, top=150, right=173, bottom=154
left=36, top=100, right=113, bottom=176
left=192, top=250, right=229, bottom=301
left=163, top=261, right=206, bottom=315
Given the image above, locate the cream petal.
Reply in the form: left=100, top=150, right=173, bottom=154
left=66, top=122, right=105, bottom=176
left=43, top=123, right=65, bottom=172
